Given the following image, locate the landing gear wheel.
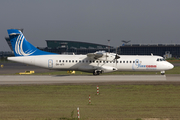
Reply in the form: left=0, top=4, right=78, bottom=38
left=93, top=72, right=96, bottom=75
left=161, top=71, right=165, bottom=75
left=97, top=71, right=100, bottom=75
left=93, top=70, right=100, bottom=75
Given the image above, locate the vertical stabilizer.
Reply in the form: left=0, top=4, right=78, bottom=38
left=7, top=29, right=57, bottom=56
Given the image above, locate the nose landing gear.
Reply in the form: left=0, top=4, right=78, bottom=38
left=160, top=71, right=165, bottom=75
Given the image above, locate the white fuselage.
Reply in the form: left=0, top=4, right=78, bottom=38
left=8, top=54, right=174, bottom=73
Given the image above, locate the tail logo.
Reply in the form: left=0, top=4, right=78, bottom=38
left=15, top=33, right=36, bottom=56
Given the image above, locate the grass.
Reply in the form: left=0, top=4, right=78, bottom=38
left=0, top=85, right=180, bottom=120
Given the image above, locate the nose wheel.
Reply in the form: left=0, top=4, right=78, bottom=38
left=160, top=71, right=165, bottom=75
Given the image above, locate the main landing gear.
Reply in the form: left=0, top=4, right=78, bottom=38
left=93, top=70, right=102, bottom=75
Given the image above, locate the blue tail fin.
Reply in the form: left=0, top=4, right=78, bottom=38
left=7, top=29, right=57, bottom=56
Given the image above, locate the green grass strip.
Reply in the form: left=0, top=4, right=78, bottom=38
left=0, top=85, right=180, bottom=119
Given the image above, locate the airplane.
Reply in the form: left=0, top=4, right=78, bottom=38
left=7, top=29, right=174, bottom=75
left=122, top=40, right=131, bottom=43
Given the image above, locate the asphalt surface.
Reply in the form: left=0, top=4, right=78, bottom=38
left=0, top=75, right=166, bottom=84
left=0, top=62, right=180, bottom=85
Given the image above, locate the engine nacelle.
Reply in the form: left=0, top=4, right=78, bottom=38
left=99, top=66, right=118, bottom=73
left=98, top=53, right=116, bottom=61
left=87, top=51, right=120, bottom=61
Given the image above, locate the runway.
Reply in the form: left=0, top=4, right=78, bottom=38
left=0, top=75, right=179, bottom=85
left=1, top=62, right=179, bottom=85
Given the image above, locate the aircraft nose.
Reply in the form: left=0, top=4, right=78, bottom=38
left=169, top=63, right=174, bottom=69
left=167, top=62, right=174, bottom=70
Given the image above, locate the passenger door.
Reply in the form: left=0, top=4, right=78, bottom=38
left=48, top=59, right=53, bottom=68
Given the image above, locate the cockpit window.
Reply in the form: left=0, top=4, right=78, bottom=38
left=157, top=58, right=166, bottom=61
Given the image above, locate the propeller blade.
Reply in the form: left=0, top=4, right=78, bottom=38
left=115, top=55, right=120, bottom=59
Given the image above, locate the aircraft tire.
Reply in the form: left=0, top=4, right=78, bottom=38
left=97, top=71, right=100, bottom=75
left=160, top=71, right=165, bottom=75
left=93, top=70, right=100, bottom=75
left=93, top=70, right=97, bottom=75
left=93, top=72, right=96, bottom=75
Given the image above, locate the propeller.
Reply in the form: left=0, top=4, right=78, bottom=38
left=114, top=47, right=120, bottom=65
left=115, top=54, right=120, bottom=59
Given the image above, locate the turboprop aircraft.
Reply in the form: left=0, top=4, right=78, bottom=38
left=7, top=29, right=174, bottom=75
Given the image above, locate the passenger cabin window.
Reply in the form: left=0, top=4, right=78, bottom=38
left=72, top=60, right=74, bottom=63
left=123, top=61, right=125, bottom=63
left=106, top=61, right=108, bottom=63
left=66, top=60, right=68, bottom=62
left=79, top=60, right=81, bottom=63
left=133, top=61, right=135, bottom=63
left=136, top=61, right=138, bottom=63
left=126, top=61, right=128, bottom=63
left=76, top=60, right=78, bottom=63
left=96, top=61, right=98, bottom=63
left=69, top=60, right=71, bottom=62
left=62, top=60, right=64, bottom=62
left=59, top=60, right=61, bottom=62
left=120, top=61, right=122, bottom=63
left=130, top=61, right=131, bottom=63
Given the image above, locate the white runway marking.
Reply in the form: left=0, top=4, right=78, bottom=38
left=0, top=75, right=167, bottom=85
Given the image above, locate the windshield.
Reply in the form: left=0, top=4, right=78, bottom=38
left=157, top=58, right=166, bottom=61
